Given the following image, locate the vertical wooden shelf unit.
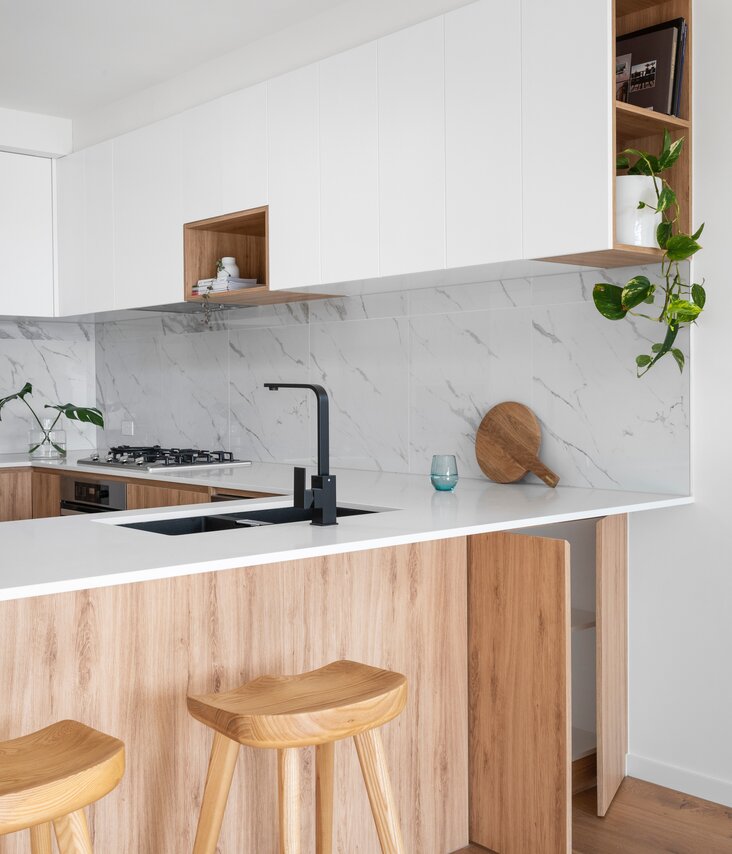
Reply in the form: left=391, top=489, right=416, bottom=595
left=550, top=0, right=692, bottom=268
left=183, top=206, right=331, bottom=307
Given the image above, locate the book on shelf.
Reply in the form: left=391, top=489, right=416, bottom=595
left=617, top=17, right=687, bottom=117
left=193, top=276, right=258, bottom=294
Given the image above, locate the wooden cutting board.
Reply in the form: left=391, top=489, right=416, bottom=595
left=475, top=402, right=560, bottom=488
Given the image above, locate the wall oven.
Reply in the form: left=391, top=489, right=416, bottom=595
left=59, top=476, right=127, bottom=515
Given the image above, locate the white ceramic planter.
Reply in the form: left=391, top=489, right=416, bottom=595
left=616, top=175, right=662, bottom=248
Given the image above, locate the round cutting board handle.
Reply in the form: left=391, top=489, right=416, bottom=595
left=526, top=456, right=560, bottom=488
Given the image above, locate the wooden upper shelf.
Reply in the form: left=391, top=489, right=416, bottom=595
left=616, top=102, right=690, bottom=145
left=616, top=0, right=666, bottom=14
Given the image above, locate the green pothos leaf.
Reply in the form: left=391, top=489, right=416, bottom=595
left=672, top=348, right=685, bottom=372
left=621, top=276, right=653, bottom=310
left=636, top=354, right=652, bottom=368
left=593, top=284, right=627, bottom=320
left=656, top=221, right=673, bottom=249
left=692, top=283, right=707, bottom=309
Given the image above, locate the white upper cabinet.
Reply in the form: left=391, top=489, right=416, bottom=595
left=319, top=42, right=379, bottom=285
left=267, top=66, right=320, bottom=291
left=56, top=141, right=115, bottom=316
left=445, top=0, right=522, bottom=267
left=0, top=152, right=53, bottom=317
left=179, top=100, right=223, bottom=224
left=220, top=83, right=268, bottom=215
left=378, top=17, right=446, bottom=278
left=113, top=117, right=183, bottom=310
left=521, top=0, right=613, bottom=259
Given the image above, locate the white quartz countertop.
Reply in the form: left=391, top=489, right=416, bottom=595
left=0, top=452, right=692, bottom=601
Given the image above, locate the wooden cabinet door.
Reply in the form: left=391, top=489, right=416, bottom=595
left=31, top=470, right=61, bottom=518
left=126, top=483, right=210, bottom=511
left=521, top=0, right=613, bottom=259
left=469, top=531, right=571, bottom=854
left=596, top=513, right=628, bottom=816
left=377, top=17, right=446, bottom=277
left=319, top=42, right=379, bottom=285
left=445, top=0, right=522, bottom=268
left=0, top=469, right=32, bottom=522
left=0, top=152, right=53, bottom=317
left=267, top=65, right=320, bottom=290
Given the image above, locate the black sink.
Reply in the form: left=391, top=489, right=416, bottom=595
left=119, top=505, right=376, bottom=536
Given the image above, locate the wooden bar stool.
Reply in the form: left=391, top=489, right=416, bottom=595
left=188, top=659, right=407, bottom=854
left=0, top=719, right=124, bottom=854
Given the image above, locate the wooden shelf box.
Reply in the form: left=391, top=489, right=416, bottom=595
left=183, top=206, right=332, bottom=307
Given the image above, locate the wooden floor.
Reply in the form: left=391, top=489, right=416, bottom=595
left=454, top=777, right=732, bottom=853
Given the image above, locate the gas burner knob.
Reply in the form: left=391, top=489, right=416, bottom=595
left=90, top=452, right=99, bottom=462
left=106, top=453, right=114, bottom=462
left=134, top=456, right=145, bottom=466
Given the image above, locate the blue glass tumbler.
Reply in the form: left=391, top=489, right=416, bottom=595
left=431, top=454, right=459, bottom=491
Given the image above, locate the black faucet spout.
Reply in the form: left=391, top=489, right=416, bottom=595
left=264, top=382, right=337, bottom=526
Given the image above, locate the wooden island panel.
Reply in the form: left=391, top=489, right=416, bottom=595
left=0, top=538, right=468, bottom=853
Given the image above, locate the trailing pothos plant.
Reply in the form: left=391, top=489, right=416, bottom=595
left=0, top=382, right=104, bottom=455
left=593, top=131, right=704, bottom=377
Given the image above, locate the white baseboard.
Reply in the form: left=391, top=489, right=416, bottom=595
left=627, top=753, right=732, bottom=808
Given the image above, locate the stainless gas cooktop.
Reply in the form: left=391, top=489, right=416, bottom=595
left=77, top=445, right=252, bottom=472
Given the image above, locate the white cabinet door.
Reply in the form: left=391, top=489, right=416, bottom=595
left=268, top=66, right=320, bottom=290
left=445, top=0, right=522, bottom=267
left=113, top=118, right=183, bottom=309
left=0, top=152, right=53, bottom=317
left=522, top=0, right=613, bottom=258
left=378, top=17, right=446, bottom=278
left=220, top=83, right=268, bottom=214
left=56, top=141, right=115, bottom=316
left=180, top=99, right=223, bottom=224
left=319, top=42, right=379, bottom=285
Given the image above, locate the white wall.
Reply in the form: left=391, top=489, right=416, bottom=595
left=627, top=0, right=732, bottom=806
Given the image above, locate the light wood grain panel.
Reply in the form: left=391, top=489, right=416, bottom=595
left=31, top=470, right=61, bottom=519
left=596, top=514, right=628, bottom=816
left=0, top=469, right=32, bottom=522
left=468, top=531, right=571, bottom=854
left=0, top=539, right=468, bottom=853
left=126, top=482, right=210, bottom=510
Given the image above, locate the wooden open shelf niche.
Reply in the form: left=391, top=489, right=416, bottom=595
left=183, top=206, right=331, bottom=307
left=547, top=0, right=692, bottom=268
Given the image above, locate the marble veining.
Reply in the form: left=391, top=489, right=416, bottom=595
left=93, top=264, right=691, bottom=493
left=0, top=321, right=97, bottom=453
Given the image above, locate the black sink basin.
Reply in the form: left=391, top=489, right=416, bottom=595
left=119, top=505, right=376, bottom=536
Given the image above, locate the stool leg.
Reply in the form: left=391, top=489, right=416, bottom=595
left=53, top=809, right=93, bottom=854
left=278, top=748, right=301, bottom=854
left=193, top=732, right=241, bottom=854
left=29, top=823, right=53, bottom=854
left=353, top=729, right=405, bottom=854
left=316, top=741, right=335, bottom=854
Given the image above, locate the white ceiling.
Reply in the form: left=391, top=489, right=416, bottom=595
left=0, top=0, right=347, bottom=117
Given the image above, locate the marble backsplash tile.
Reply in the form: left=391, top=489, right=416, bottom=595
left=92, top=265, right=690, bottom=494
left=0, top=320, right=97, bottom=453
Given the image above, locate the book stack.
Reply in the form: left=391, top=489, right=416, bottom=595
left=616, top=18, right=687, bottom=117
left=193, top=277, right=258, bottom=296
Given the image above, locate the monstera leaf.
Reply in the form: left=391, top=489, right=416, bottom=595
left=45, top=403, right=105, bottom=428
left=0, top=383, right=33, bottom=420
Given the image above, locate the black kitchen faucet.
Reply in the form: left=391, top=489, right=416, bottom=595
left=263, top=383, right=337, bottom=526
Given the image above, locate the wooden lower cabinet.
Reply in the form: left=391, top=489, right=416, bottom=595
left=31, top=469, right=61, bottom=518
left=126, top=482, right=211, bottom=510
left=0, top=468, right=32, bottom=521
left=467, top=515, right=628, bottom=854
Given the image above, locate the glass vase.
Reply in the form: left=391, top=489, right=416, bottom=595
left=28, top=419, right=66, bottom=460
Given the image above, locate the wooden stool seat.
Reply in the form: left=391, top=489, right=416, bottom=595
left=187, top=659, right=407, bottom=749
left=0, top=719, right=124, bottom=852
left=189, top=660, right=407, bottom=853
